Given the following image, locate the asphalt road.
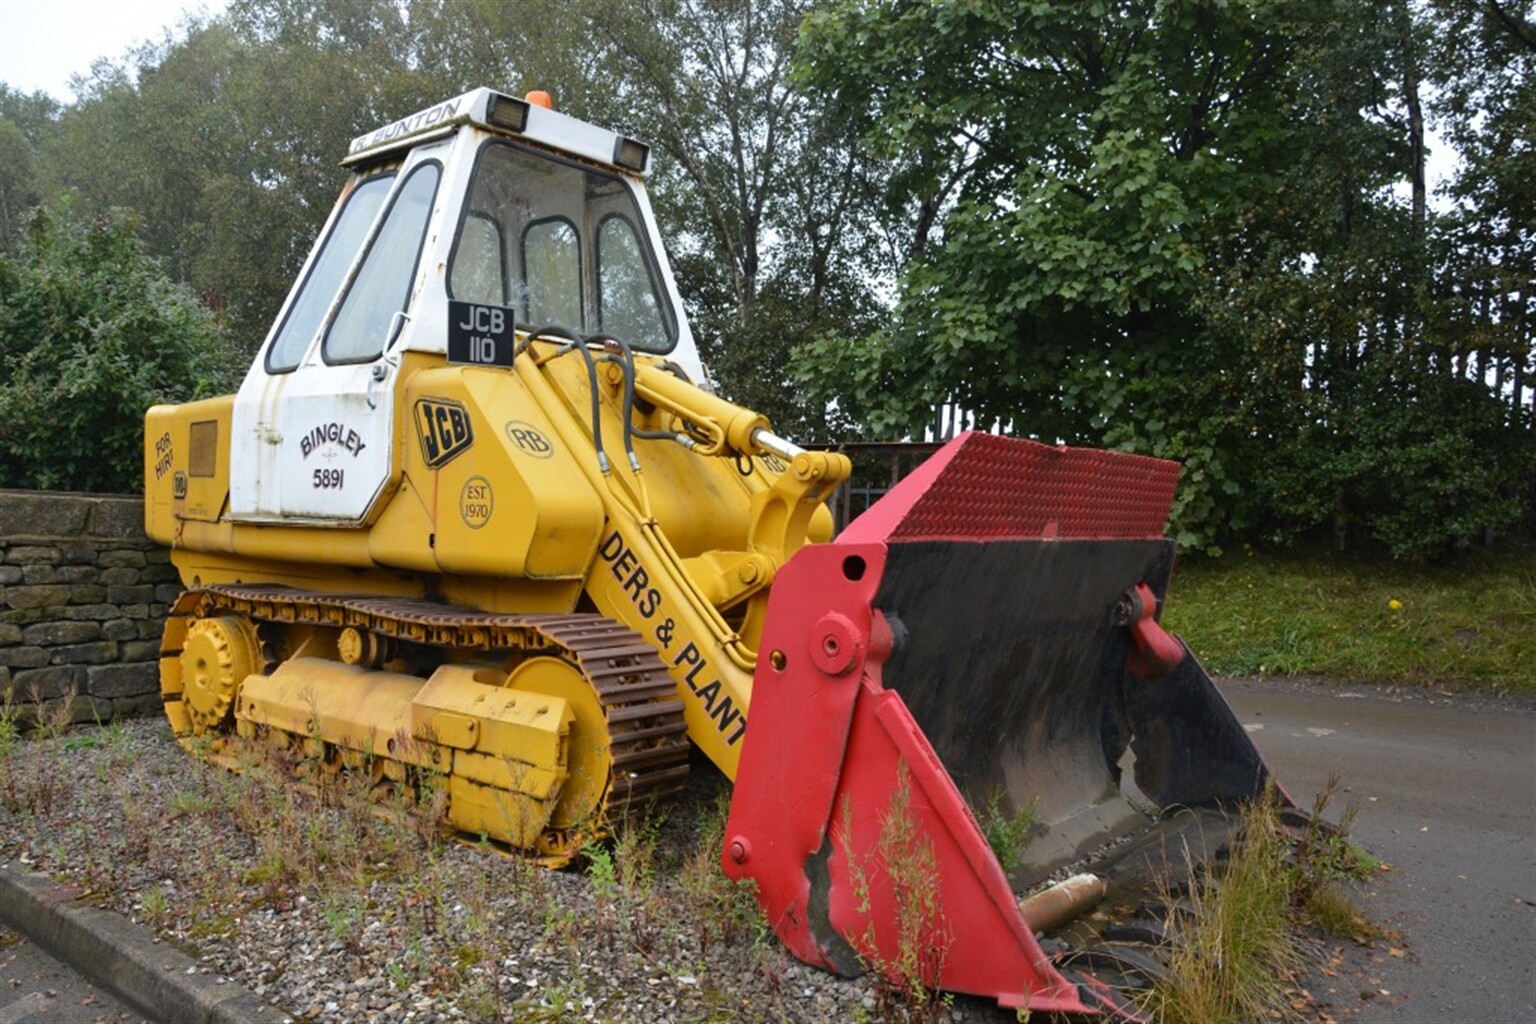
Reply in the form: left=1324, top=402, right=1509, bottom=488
left=0, top=926, right=146, bottom=1024
left=1220, top=677, right=1536, bottom=1024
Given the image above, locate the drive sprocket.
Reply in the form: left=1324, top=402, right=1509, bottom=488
left=167, top=612, right=262, bottom=736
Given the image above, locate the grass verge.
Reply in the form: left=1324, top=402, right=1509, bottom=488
left=1163, top=541, right=1535, bottom=691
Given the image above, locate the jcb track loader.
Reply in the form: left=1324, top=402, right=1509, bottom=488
left=145, top=89, right=1288, bottom=1016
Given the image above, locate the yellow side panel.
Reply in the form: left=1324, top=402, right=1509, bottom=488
left=412, top=664, right=571, bottom=768
left=367, top=473, right=440, bottom=572
left=403, top=367, right=604, bottom=580
left=145, top=395, right=235, bottom=542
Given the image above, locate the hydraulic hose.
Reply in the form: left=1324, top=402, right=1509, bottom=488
left=517, top=323, right=608, bottom=475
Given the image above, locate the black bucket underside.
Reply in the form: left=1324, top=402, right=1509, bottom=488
left=873, top=538, right=1176, bottom=886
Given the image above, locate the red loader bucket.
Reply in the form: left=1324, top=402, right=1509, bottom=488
left=723, top=433, right=1288, bottom=1016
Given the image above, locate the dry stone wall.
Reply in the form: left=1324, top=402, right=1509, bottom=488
left=0, top=491, right=173, bottom=722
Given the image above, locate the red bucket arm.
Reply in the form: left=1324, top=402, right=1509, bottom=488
left=723, top=541, right=1095, bottom=1013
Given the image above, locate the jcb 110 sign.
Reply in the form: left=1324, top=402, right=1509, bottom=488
left=447, top=300, right=516, bottom=368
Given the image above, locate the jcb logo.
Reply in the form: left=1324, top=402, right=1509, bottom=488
left=505, top=420, right=554, bottom=459
left=414, top=398, right=474, bottom=468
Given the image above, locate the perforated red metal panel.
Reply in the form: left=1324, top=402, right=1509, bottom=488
left=840, top=432, right=1180, bottom=543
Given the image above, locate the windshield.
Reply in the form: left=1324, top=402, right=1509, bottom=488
left=448, top=141, right=677, bottom=353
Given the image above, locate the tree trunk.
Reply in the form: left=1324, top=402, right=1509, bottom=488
left=1403, top=8, right=1426, bottom=239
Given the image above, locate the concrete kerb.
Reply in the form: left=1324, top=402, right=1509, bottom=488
left=0, top=860, right=288, bottom=1024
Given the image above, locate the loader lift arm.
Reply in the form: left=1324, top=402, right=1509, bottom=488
left=512, top=330, right=849, bottom=779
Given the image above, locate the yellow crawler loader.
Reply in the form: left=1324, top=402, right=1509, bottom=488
left=145, top=89, right=1289, bottom=1016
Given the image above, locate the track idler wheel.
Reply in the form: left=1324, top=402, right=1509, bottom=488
left=175, top=614, right=261, bottom=736
left=505, top=655, right=611, bottom=833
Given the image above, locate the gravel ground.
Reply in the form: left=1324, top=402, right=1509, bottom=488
left=0, top=716, right=1016, bottom=1024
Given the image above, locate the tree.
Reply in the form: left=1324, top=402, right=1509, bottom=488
left=796, top=0, right=1331, bottom=542
left=796, top=0, right=1532, bottom=555
left=41, top=1, right=422, bottom=354
left=575, top=0, right=893, bottom=440
left=1426, top=0, right=1534, bottom=425
left=0, top=200, right=242, bottom=492
left=28, top=0, right=890, bottom=445
left=0, top=86, right=60, bottom=252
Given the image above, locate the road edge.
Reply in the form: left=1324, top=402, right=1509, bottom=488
left=0, top=860, right=288, bottom=1024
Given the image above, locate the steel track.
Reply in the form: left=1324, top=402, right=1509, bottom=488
left=160, top=584, right=691, bottom=854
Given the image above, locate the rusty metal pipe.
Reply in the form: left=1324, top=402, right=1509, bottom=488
left=1017, top=873, right=1108, bottom=934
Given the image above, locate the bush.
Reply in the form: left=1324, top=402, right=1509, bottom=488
left=0, top=198, right=242, bottom=492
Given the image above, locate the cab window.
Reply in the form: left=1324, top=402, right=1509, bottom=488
left=324, top=162, right=442, bottom=364
left=521, top=217, right=582, bottom=328
left=449, top=212, right=506, bottom=306
left=598, top=214, right=669, bottom=351
left=265, top=173, right=394, bottom=373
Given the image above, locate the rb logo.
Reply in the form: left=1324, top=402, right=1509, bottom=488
left=505, top=421, right=554, bottom=459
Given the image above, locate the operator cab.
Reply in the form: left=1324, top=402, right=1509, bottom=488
left=227, top=88, right=702, bottom=524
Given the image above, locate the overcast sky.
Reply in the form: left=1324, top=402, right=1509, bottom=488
left=0, top=0, right=226, bottom=102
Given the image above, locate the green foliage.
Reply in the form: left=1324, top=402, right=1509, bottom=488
left=1330, top=367, right=1533, bottom=559
left=796, top=0, right=1533, bottom=558
left=1290, top=777, right=1379, bottom=896
left=578, top=0, right=894, bottom=442
left=0, top=199, right=241, bottom=492
left=3, top=0, right=1526, bottom=556
left=0, top=85, right=59, bottom=252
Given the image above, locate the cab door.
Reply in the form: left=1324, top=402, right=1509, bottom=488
left=229, top=152, right=445, bottom=522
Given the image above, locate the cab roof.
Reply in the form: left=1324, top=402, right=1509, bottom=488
left=343, top=87, right=651, bottom=175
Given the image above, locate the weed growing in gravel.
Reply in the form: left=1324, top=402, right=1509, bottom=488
left=321, top=889, right=367, bottom=961
left=1143, top=777, right=1385, bottom=1022
left=841, top=766, right=954, bottom=1024
left=400, top=847, right=447, bottom=935
left=1, top=717, right=897, bottom=1022
left=1292, top=775, right=1379, bottom=892
left=169, top=787, right=216, bottom=817
left=677, top=791, right=765, bottom=954
left=446, top=870, right=520, bottom=1024
left=540, top=899, right=582, bottom=957
left=0, top=682, right=76, bottom=815
left=1145, top=797, right=1300, bottom=1024
left=1304, top=881, right=1380, bottom=941
left=0, top=687, right=18, bottom=811
left=29, top=681, right=75, bottom=742
left=979, top=788, right=1037, bottom=876
left=1289, top=776, right=1380, bottom=942
left=94, top=716, right=134, bottom=782
left=517, top=978, right=588, bottom=1020
left=138, top=883, right=170, bottom=922
left=609, top=806, right=666, bottom=952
